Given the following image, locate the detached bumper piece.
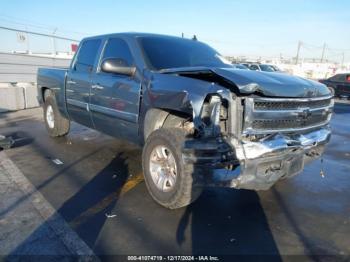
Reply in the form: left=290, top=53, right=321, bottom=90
left=0, top=135, right=14, bottom=150
left=182, top=137, right=237, bottom=167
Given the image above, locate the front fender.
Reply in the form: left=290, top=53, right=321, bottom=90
left=140, top=71, right=232, bottom=134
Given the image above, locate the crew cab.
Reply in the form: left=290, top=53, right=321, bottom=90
left=37, top=33, right=333, bottom=209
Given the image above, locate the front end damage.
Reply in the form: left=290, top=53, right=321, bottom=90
left=226, top=128, right=330, bottom=190
left=182, top=92, right=334, bottom=191
left=153, top=67, right=334, bottom=191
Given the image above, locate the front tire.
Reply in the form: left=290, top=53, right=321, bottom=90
left=142, top=128, right=202, bottom=209
left=43, top=90, right=70, bottom=137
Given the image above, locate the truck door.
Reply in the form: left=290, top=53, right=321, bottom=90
left=335, top=74, right=346, bottom=97
left=66, top=39, right=102, bottom=127
left=89, top=37, right=140, bottom=140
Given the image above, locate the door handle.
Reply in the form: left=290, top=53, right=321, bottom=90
left=67, top=80, right=76, bottom=85
left=92, top=84, right=104, bottom=90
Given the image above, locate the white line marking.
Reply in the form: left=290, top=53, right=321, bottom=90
left=0, top=151, right=98, bottom=259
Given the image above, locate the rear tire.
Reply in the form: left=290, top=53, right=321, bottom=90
left=142, top=128, right=202, bottom=209
left=43, top=90, right=70, bottom=137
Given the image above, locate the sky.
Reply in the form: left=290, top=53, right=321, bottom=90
left=0, top=0, right=349, bottom=62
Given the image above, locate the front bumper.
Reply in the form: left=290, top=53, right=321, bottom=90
left=184, top=127, right=331, bottom=190
left=232, top=127, right=330, bottom=190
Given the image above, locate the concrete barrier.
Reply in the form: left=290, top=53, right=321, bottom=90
left=0, top=52, right=70, bottom=83
left=0, top=84, right=25, bottom=112
left=21, top=83, right=39, bottom=109
left=0, top=53, right=72, bottom=112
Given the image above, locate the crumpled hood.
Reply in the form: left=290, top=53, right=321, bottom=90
left=160, top=66, right=331, bottom=98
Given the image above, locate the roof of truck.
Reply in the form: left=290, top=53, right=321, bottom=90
left=82, top=32, right=185, bottom=41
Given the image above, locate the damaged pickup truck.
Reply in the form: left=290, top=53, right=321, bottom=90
left=37, top=33, right=334, bottom=209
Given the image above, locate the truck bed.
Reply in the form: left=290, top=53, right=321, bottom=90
left=37, top=67, right=68, bottom=115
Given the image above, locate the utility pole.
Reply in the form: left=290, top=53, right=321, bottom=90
left=321, top=42, right=326, bottom=63
left=25, top=26, right=30, bottom=54
left=52, top=28, right=58, bottom=56
left=295, top=41, right=302, bottom=65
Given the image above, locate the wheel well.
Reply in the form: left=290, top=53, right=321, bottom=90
left=42, top=87, right=50, bottom=101
left=143, top=108, right=192, bottom=141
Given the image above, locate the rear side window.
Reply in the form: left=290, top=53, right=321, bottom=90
left=250, top=64, right=259, bottom=70
left=101, top=38, right=134, bottom=66
left=330, top=74, right=345, bottom=82
left=75, top=39, right=101, bottom=72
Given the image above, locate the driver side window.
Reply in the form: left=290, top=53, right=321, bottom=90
left=101, top=38, right=134, bottom=68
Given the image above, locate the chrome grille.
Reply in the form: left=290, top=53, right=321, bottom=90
left=243, top=96, right=334, bottom=134
left=252, top=115, right=328, bottom=130
left=254, top=99, right=332, bottom=111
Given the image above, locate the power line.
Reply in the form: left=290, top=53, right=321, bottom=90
left=0, top=14, right=88, bottom=36
left=0, top=25, right=79, bottom=42
left=0, top=17, right=54, bottom=32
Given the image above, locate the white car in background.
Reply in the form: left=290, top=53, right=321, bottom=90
left=244, top=63, right=284, bottom=73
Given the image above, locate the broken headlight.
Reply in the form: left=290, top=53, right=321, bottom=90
left=200, top=95, right=228, bottom=136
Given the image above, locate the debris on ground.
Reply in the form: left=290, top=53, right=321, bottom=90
left=320, top=169, right=325, bottom=178
left=105, top=213, right=117, bottom=218
left=320, top=158, right=325, bottom=178
left=230, top=238, right=236, bottom=243
left=67, top=141, right=72, bottom=145
left=52, top=159, right=64, bottom=165
left=0, top=135, right=14, bottom=150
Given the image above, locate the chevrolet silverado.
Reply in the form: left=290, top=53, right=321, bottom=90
left=37, top=33, right=334, bottom=209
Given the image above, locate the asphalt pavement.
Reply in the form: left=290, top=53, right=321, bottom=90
left=0, top=102, right=349, bottom=261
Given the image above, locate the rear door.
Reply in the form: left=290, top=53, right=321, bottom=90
left=66, top=39, right=102, bottom=127
left=89, top=37, right=140, bottom=140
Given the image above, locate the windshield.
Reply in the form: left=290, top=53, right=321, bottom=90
left=139, top=36, right=232, bottom=70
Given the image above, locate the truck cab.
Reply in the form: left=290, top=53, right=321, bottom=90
left=65, top=36, right=143, bottom=141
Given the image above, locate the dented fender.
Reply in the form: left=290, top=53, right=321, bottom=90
left=140, top=70, right=232, bottom=137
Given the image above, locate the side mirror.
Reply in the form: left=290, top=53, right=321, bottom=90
left=101, top=58, right=136, bottom=76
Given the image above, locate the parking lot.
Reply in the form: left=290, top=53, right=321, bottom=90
left=0, top=101, right=349, bottom=260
